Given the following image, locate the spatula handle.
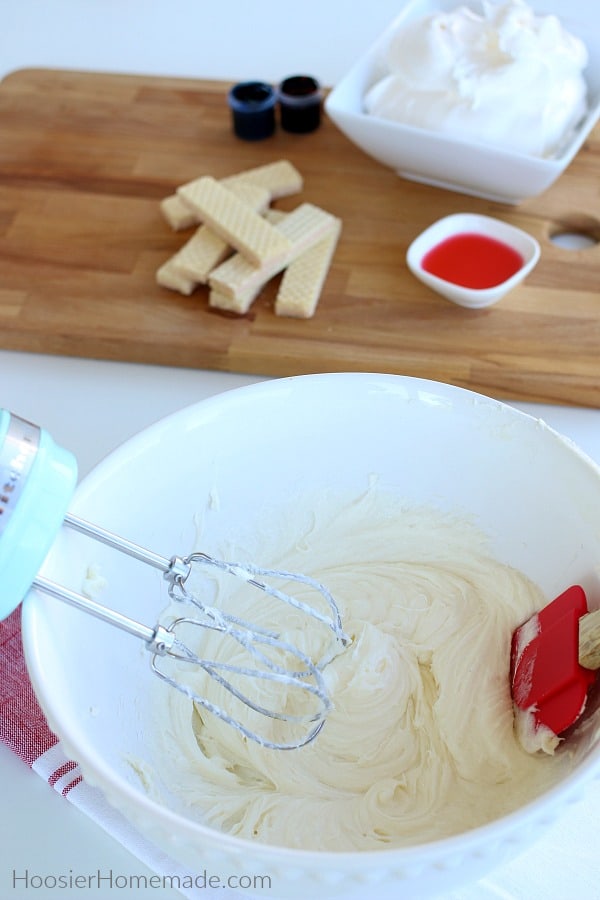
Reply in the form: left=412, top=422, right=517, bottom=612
left=579, top=608, right=600, bottom=669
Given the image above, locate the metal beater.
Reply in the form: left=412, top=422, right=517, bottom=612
left=0, top=410, right=350, bottom=750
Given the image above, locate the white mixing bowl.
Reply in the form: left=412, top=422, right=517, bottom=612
left=22, top=374, right=600, bottom=899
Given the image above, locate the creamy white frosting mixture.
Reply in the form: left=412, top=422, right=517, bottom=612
left=364, top=0, right=589, bottom=158
left=155, top=488, right=570, bottom=851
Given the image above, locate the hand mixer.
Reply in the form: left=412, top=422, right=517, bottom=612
left=0, top=409, right=350, bottom=750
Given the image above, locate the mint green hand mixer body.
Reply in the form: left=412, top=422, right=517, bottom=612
left=0, top=409, right=349, bottom=750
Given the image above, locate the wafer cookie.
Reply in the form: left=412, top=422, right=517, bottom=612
left=221, top=159, right=303, bottom=199
left=169, top=183, right=271, bottom=286
left=156, top=257, right=196, bottom=295
left=166, top=227, right=230, bottom=288
left=161, top=160, right=301, bottom=230
left=177, top=176, right=292, bottom=267
left=160, top=194, right=198, bottom=231
left=275, top=220, right=341, bottom=318
left=230, top=182, right=272, bottom=211
left=209, top=203, right=338, bottom=305
left=264, top=209, right=288, bottom=226
left=208, top=285, right=257, bottom=315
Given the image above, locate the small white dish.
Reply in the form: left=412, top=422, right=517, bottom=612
left=406, top=213, right=541, bottom=308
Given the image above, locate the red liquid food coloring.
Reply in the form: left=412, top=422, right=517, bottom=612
left=421, top=232, right=524, bottom=289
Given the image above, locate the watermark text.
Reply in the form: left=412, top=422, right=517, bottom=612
left=12, top=868, right=272, bottom=892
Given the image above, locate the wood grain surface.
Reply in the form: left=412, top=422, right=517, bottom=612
left=0, top=68, right=599, bottom=405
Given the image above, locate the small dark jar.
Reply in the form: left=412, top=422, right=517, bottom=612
left=278, top=75, right=322, bottom=134
left=228, top=81, right=276, bottom=141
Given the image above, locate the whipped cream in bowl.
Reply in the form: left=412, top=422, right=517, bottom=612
left=325, top=0, right=600, bottom=202
left=364, top=0, right=589, bottom=158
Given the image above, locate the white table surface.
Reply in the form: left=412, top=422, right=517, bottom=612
left=2, top=3, right=600, bottom=897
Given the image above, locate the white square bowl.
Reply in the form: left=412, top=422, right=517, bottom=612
left=325, top=0, right=600, bottom=204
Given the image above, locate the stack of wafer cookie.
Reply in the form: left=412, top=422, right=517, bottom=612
left=156, top=160, right=341, bottom=318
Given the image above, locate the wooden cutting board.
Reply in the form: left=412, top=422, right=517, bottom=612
left=1, top=68, right=599, bottom=406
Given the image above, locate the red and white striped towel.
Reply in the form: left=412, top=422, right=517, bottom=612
left=0, top=606, right=244, bottom=900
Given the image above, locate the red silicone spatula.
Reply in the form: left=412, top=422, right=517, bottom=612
left=511, top=585, right=600, bottom=737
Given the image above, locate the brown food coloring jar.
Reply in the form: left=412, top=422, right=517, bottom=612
left=278, top=75, right=322, bottom=133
